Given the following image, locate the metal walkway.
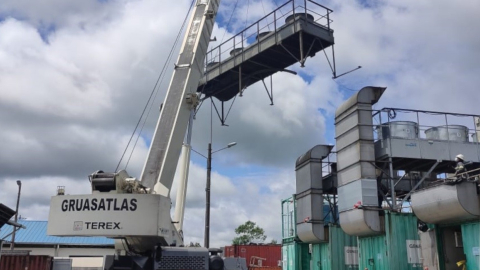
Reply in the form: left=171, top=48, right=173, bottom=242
left=197, top=0, right=334, bottom=102
left=372, top=108, right=480, bottom=203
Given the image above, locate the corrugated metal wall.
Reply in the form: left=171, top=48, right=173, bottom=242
left=282, top=242, right=310, bottom=270
left=286, top=226, right=358, bottom=270
left=224, top=245, right=281, bottom=267
left=311, top=226, right=359, bottom=270
left=300, top=243, right=310, bottom=270
left=358, top=213, right=422, bottom=270
left=282, top=243, right=296, bottom=270
left=358, top=234, right=389, bottom=270
left=461, top=221, right=480, bottom=270
left=0, top=255, right=52, bottom=270
left=330, top=225, right=358, bottom=270
left=385, top=212, right=422, bottom=270
left=311, top=244, right=320, bottom=270
left=317, top=243, right=330, bottom=270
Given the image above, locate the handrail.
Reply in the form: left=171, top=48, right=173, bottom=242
left=380, top=107, right=480, bottom=118
left=369, top=107, right=480, bottom=146
left=205, top=0, right=333, bottom=65
left=307, top=0, right=333, bottom=13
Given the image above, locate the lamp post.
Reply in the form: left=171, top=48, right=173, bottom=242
left=11, top=180, right=22, bottom=250
left=203, top=142, right=236, bottom=248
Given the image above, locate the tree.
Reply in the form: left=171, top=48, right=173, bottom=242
left=270, top=239, right=278, bottom=244
left=232, top=220, right=267, bottom=245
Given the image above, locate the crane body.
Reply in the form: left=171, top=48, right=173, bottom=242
left=46, top=0, right=336, bottom=268
left=47, top=0, right=222, bottom=268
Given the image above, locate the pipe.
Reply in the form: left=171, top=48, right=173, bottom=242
left=10, top=180, right=22, bottom=250
left=204, top=143, right=212, bottom=248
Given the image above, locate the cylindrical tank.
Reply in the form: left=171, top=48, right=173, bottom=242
left=285, top=13, right=314, bottom=24
left=206, top=61, right=219, bottom=71
left=473, top=133, right=479, bottom=142
left=255, top=31, right=271, bottom=40
left=425, top=125, right=469, bottom=142
left=229, top=48, right=243, bottom=56
left=377, top=121, right=418, bottom=139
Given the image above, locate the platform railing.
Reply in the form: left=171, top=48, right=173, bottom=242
left=281, top=197, right=296, bottom=242
left=205, top=0, right=333, bottom=73
left=372, top=108, right=480, bottom=144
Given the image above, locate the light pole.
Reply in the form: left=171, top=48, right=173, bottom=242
left=11, top=180, right=22, bottom=250
left=202, top=142, right=236, bottom=248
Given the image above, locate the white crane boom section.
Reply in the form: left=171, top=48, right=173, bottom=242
left=48, top=0, right=222, bottom=252
left=140, top=0, right=219, bottom=195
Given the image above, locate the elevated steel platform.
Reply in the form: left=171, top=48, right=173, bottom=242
left=371, top=108, right=480, bottom=221
left=373, top=108, right=480, bottom=174
left=197, top=0, right=334, bottom=102
left=375, top=139, right=480, bottom=172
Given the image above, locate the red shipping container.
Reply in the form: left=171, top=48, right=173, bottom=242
left=224, top=244, right=281, bottom=268
left=0, top=255, right=52, bottom=270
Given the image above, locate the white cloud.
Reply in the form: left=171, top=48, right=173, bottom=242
left=0, top=177, right=91, bottom=220
left=177, top=164, right=296, bottom=247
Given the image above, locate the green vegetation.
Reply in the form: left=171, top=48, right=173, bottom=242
left=232, top=220, right=267, bottom=244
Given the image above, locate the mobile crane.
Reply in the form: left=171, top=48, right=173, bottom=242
left=47, top=0, right=223, bottom=269
left=46, top=0, right=336, bottom=268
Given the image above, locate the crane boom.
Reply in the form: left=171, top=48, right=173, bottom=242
left=45, top=0, right=338, bottom=268
left=140, top=0, right=219, bottom=196
left=47, top=0, right=221, bottom=255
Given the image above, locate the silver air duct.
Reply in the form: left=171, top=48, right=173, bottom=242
left=295, top=145, right=333, bottom=243
left=411, top=182, right=480, bottom=223
left=335, top=86, right=386, bottom=236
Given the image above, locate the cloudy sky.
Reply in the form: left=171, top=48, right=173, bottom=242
left=1, top=0, right=479, bottom=248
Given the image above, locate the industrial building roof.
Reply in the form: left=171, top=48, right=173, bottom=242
left=0, top=220, right=114, bottom=245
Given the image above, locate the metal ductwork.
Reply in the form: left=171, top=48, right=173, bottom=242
left=335, top=86, right=386, bottom=236
left=295, top=144, right=333, bottom=243
left=411, top=182, right=480, bottom=224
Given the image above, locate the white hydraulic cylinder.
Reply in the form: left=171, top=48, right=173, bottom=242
left=173, top=110, right=194, bottom=234
left=173, top=144, right=191, bottom=233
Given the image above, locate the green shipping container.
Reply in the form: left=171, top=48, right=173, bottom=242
left=311, top=225, right=358, bottom=270
left=359, top=234, right=389, bottom=270
left=359, top=212, right=422, bottom=270
left=331, top=225, right=359, bottom=270
left=461, top=221, right=480, bottom=270
left=282, top=242, right=311, bottom=270
left=386, top=212, right=423, bottom=270
left=311, top=243, right=328, bottom=270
